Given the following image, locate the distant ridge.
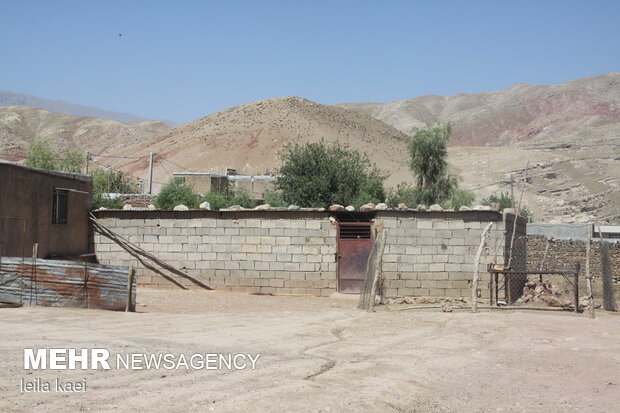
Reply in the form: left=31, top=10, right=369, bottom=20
left=0, top=90, right=172, bottom=124
left=337, top=72, right=620, bottom=146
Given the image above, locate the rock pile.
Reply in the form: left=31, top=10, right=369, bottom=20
left=516, top=279, right=570, bottom=307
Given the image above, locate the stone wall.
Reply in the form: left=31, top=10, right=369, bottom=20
left=379, top=213, right=511, bottom=301
left=527, top=235, right=620, bottom=281
left=94, top=211, right=337, bottom=296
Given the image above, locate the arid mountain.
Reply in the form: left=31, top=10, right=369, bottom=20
left=1, top=75, right=618, bottom=224
left=108, top=96, right=411, bottom=190
left=0, top=105, right=170, bottom=160
left=338, top=73, right=620, bottom=146
left=0, top=91, right=163, bottom=124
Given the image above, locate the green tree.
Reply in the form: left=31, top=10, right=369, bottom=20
left=155, top=178, right=201, bottom=210
left=92, top=169, right=140, bottom=209
left=407, top=123, right=458, bottom=206
left=275, top=140, right=387, bottom=208
left=25, top=138, right=85, bottom=172
left=24, top=138, right=63, bottom=171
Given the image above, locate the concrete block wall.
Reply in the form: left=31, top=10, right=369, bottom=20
left=379, top=216, right=507, bottom=302
left=95, top=216, right=337, bottom=296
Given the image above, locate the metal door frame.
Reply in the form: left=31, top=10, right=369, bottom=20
left=336, top=221, right=373, bottom=293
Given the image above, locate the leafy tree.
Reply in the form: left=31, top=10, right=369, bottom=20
left=92, top=169, right=140, bottom=209
left=275, top=140, right=387, bottom=208
left=155, top=178, right=201, bottom=209
left=407, top=123, right=458, bottom=206
left=25, top=138, right=85, bottom=172
left=58, top=148, right=86, bottom=173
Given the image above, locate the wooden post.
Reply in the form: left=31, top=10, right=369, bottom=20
left=574, top=262, right=580, bottom=314
left=368, top=231, right=387, bottom=312
left=126, top=265, right=135, bottom=312
left=472, top=222, right=494, bottom=312
left=585, top=226, right=594, bottom=318
left=508, top=162, right=529, bottom=269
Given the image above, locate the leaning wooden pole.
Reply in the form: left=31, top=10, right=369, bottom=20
left=472, top=222, right=494, bottom=313
left=90, top=214, right=212, bottom=290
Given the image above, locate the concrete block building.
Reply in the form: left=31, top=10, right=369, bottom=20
left=93, top=209, right=526, bottom=302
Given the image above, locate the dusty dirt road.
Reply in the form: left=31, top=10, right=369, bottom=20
left=1, top=289, right=619, bottom=412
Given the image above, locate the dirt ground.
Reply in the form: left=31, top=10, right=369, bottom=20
left=1, top=288, right=619, bottom=413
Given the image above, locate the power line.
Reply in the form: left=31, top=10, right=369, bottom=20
left=90, top=154, right=148, bottom=160
left=158, top=156, right=193, bottom=172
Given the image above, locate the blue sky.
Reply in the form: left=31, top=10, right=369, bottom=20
left=1, top=0, right=619, bottom=124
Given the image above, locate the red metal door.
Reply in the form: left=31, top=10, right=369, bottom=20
left=337, top=222, right=372, bottom=294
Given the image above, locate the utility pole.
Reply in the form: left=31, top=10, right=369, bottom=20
left=510, top=175, right=515, bottom=207
left=85, top=152, right=90, bottom=174
left=148, top=152, right=154, bottom=194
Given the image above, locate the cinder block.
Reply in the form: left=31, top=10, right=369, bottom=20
left=284, top=262, right=300, bottom=272
left=429, top=263, right=445, bottom=272
left=433, top=220, right=450, bottom=230
left=417, top=220, right=433, bottom=229
left=256, top=245, right=272, bottom=253
left=260, top=236, right=277, bottom=245
left=168, top=244, right=182, bottom=253
left=224, top=261, right=240, bottom=270
left=269, top=279, right=284, bottom=288
left=269, top=261, right=285, bottom=271
left=299, top=263, right=316, bottom=272
left=255, top=261, right=270, bottom=270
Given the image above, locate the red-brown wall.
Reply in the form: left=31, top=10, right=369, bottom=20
left=0, top=162, right=92, bottom=258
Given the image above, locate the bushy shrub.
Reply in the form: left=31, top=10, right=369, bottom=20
left=441, top=188, right=475, bottom=210
left=202, top=188, right=255, bottom=210
left=263, top=191, right=288, bottom=207
left=155, top=178, right=201, bottom=210
left=386, top=182, right=419, bottom=208
left=482, top=191, right=534, bottom=221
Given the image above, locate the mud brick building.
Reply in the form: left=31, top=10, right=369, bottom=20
left=0, top=162, right=92, bottom=259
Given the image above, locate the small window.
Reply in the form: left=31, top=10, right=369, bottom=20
left=52, top=189, right=68, bottom=224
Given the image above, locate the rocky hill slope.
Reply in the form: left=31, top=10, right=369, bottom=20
left=0, top=105, right=170, bottom=160
left=338, top=73, right=620, bottom=147
left=108, top=96, right=411, bottom=189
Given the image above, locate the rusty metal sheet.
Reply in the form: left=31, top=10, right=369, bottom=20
left=337, top=223, right=372, bottom=294
left=0, top=257, right=135, bottom=311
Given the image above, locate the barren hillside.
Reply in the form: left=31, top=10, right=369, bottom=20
left=338, top=73, right=620, bottom=146
left=0, top=91, right=154, bottom=123
left=0, top=105, right=170, bottom=159
left=108, top=97, right=411, bottom=190
left=2, top=75, right=618, bottom=224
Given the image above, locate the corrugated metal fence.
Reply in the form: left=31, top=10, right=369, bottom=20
left=0, top=257, right=135, bottom=311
